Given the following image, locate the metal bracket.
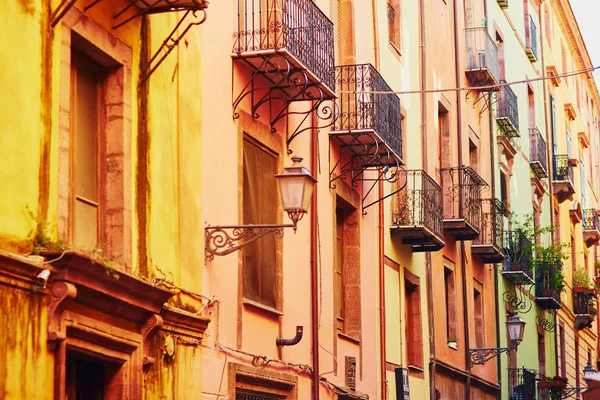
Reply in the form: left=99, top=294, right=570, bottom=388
left=205, top=224, right=294, bottom=261
left=468, top=346, right=514, bottom=368
left=536, top=310, right=557, bottom=332
left=139, top=9, right=207, bottom=85
left=561, top=387, right=587, bottom=399
left=502, top=285, right=534, bottom=314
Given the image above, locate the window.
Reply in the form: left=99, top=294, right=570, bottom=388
left=387, top=0, right=401, bottom=51
left=405, top=269, right=423, bottom=370
left=438, top=102, right=450, bottom=172
left=243, top=138, right=279, bottom=308
left=444, top=261, right=458, bottom=346
left=473, top=280, right=484, bottom=348
left=559, top=324, right=566, bottom=376
left=334, top=196, right=361, bottom=338
left=469, top=138, right=479, bottom=174
left=71, top=52, right=104, bottom=250
left=66, top=352, right=123, bottom=399
left=538, top=332, right=546, bottom=379
left=500, top=170, right=508, bottom=207
left=232, top=363, right=297, bottom=400
left=496, top=32, right=505, bottom=81
left=528, top=86, right=535, bottom=128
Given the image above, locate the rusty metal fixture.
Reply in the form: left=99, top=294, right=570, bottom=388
left=275, top=326, right=303, bottom=347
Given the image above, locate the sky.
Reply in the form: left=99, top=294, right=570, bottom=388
left=569, top=0, right=600, bottom=90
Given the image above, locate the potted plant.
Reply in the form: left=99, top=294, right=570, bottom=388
left=573, top=266, right=593, bottom=293
left=539, top=376, right=553, bottom=388
left=533, top=241, right=569, bottom=298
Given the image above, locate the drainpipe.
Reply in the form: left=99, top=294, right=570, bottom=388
left=371, top=3, right=385, bottom=400
left=379, top=179, right=387, bottom=400
left=538, top=0, right=559, bottom=374
left=488, top=92, right=502, bottom=399
left=310, top=115, right=320, bottom=400
left=276, top=326, right=304, bottom=347
left=418, top=0, right=437, bottom=398
left=453, top=0, right=471, bottom=398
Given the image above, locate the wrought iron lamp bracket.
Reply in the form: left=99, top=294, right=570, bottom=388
left=205, top=223, right=296, bottom=261
left=560, top=386, right=586, bottom=399
left=468, top=346, right=515, bottom=368
left=536, top=310, right=557, bottom=332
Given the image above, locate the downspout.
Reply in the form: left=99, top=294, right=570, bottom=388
left=538, top=0, right=559, bottom=374
left=379, top=179, right=387, bottom=400
left=418, top=0, right=437, bottom=399
left=310, top=118, right=320, bottom=400
left=453, top=0, right=470, bottom=398
left=489, top=92, right=502, bottom=398
left=371, top=3, right=386, bottom=400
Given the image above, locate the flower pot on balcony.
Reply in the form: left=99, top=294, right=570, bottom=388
left=539, top=381, right=553, bottom=389
left=569, top=158, right=578, bottom=167
left=540, top=288, right=554, bottom=297
left=573, top=286, right=588, bottom=293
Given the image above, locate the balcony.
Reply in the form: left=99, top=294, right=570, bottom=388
left=391, top=170, right=445, bottom=252
left=552, top=154, right=575, bottom=202
left=330, top=64, right=403, bottom=167
left=529, top=127, right=548, bottom=179
left=496, top=82, right=519, bottom=137
left=232, top=0, right=335, bottom=128
left=465, top=27, right=500, bottom=90
left=525, top=14, right=538, bottom=61
left=535, top=263, right=563, bottom=310
left=502, top=231, right=534, bottom=285
left=583, top=209, right=600, bottom=247
left=472, top=199, right=506, bottom=263
left=508, top=368, right=537, bottom=400
left=573, top=290, right=596, bottom=330
left=440, top=166, right=488, bottom=240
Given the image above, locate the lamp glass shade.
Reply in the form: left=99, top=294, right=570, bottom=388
left=584, top=361, right=596, bottom=378
left=275, top=156, right=317, bottom=213
left=506, top=314, right=526, bottom=343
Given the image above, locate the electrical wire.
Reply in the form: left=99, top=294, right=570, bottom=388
left=338, top=65, right=600, bottom=96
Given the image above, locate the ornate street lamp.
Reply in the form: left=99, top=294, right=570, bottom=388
left=205, top=155, right=316, bottom=261
left=468, top=312, right=525, bottom=368
left=584, top=361, right=596, bottom=379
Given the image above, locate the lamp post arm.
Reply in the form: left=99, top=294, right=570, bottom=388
left=468, top=347, right=514, bottom=368
left=205, top=224, right=295, bottom=261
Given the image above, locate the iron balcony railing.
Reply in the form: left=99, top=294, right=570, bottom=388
left=503, top=230, right=534, bottom=283
left=392, top=169, right=443, bottom=239
left=535, top=261, right=563, bottom=310
left=497, top=81, right=520, bottom=136
left=525, top=14, right=538, bottom=60
left=529, top=128, right=548, bottom=178
left=573, top=291, right=594, bottom=316
left=333, top=64, right=402, bottom=158
left=473, top=198, right=506, bottom=251
left=465, top=27, right=499, bottom=83
left=508, top=367, right=537, bottom=400
left=233, top=0, right=335, bottom=90
left=441, top=166, right=487, bottom=232
left=552, top=154, right=574, bottom=185
left=583, top=209, right=600, bottom=233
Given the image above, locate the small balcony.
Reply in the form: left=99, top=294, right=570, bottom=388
left=529, top=127, right=548, bottom=179
left=525, top=14, right=538, bottom=61
left=391, top=170, right=445, bottom=252
left=331, top=64, right=402, bottom=166
left=552, top=154, right=575, bottom=202
left=583, top=209, right=600, bottom=247
left=502, top=231, right=534, bottom=285
left=233, top=0, right=335, bottom=99
left=573, top=290, right=596, bottom=330
left=465, top=27, right=499, bottom=90
left=508, top=368, right=537, bottom=400
left=496, top=82, right=520, bottom=137
left=472, top=199, right=506, bottom=263
left=441, top=166, right=488, bottom=240
left=535, top=263, right=563, bottom=310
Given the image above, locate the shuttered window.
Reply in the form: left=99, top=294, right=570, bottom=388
left=242, top=139, right=278, bottom=308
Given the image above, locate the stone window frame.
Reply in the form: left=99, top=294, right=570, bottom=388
left=57, top=7, right=132, bottom=268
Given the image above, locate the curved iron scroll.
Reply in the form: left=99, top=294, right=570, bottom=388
left=205, top=224, right=292, bottom=261
left=468, top=347, right=513, bottom=368
left=536, top=311, right=557, bottom=332
left=502, top=285, right=533, bottom=314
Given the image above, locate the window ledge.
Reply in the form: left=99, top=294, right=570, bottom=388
left=338, top=332, right=361, bottom=345
left=242, top=298, right=283, bottom=317
left=407, top=365, right=424, bottom=372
